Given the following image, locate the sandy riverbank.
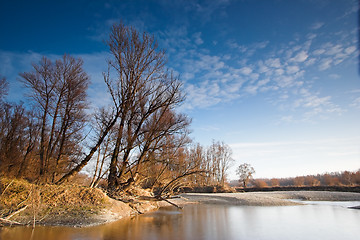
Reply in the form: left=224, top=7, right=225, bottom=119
left=164, top=191, right=360, bottom=207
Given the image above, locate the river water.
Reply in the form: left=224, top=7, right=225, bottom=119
left=1, top=201, right=360, bottom=240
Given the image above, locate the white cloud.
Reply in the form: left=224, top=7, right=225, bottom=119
left=193, top=32, right=204, bottom=45
left=245, top=85, right=258, bottom=94
left=258, top=78, right=270, bottom=86
left=265, top=58, right=281, bottom=68
left=159, top=15, right=356, bottom=123
left=350, top=97, right=360, bottom=109
left=310, top=22, right=325, bottom=30
left=345, top=46, right=356, bottom=55
left=258, top=61, right=270, bottom=74
left=329, top=74, right=340, bottom=79
left=276, top=75, right=295, bottom=88
left=286, top=65, right=300, bottom=74
left=227, top=40, right=247, bottom=52
left=254, top=41, right=269, bottom=49
left=326, top=44, right=343, bottom=55
left=313, top=49, right=325, bottom=55
left=290, top=50, right=308, bottom=62
left=318, top=58, right=333, bottom=71
left=239, top=66, right=252, bottom=75
left=304, top=58, right=316, bottom=66
left=275, top=68, right=285, bottom=76
left=290, top=88, right=344, bottom=120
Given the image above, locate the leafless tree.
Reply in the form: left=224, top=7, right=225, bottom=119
left=20, top=55, right=90, bottom=182
left=236, top=163, right=255, bottom=188
left=56, top=105, right=119, bottom=184
left=206, top=141, right=234, bottom=186
left=0, top=76, right=8, bottom=102
left=103, top=22, right=190, bottom=191
left=0, top=103, right=38, bottom=178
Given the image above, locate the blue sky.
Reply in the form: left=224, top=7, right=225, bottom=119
left=1, top=0, right=359, bottom=179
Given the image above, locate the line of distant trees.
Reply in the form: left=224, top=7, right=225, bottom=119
left=248, top=170, right=360, bottom=188
left=0, top=23, right=234, bottom=197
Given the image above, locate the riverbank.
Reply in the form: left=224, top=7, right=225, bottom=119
left=2, top=177, right=360, bottom=227
left=167, top=191, right=360, bottom=207
left=0, top=178, right=159, bottom=227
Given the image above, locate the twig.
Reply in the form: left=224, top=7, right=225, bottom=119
left=5, top=205, right=28, bottom=220
left=0, top=217, right=21, bottom=225
left=1, top=179, right=14, bottom=196
left=17, top=189, right=33, bottom=208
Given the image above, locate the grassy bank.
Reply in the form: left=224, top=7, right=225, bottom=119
left=0, top=178, right=159, bottom=227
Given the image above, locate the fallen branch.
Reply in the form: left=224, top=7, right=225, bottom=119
left=5, top=205, right=28, bottom=220
left=158, top=197, right=183, bottom=209
left=133, top=195, right=183, bottom=209
left=0, top=217, right=21, bottom=226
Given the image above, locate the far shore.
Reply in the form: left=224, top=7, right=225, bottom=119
left=168, top=191, right=360, bottom=207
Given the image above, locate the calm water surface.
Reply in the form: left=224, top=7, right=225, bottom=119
left=1, top=201, right=360, bottom=240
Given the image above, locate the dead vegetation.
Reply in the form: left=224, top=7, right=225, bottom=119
left=0, top=177, right=109, bottom=226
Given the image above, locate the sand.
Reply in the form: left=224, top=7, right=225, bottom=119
left=165, top=191, right=360, bottom=207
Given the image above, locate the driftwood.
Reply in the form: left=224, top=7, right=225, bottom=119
left=0, top=205, right=28, bottom=226
left=0, top=217, right=21, bottom=226
left=5, top=205, right=28, bottom=220
left=158, top=197, right=183, bottom=209
left=135, top=195, right=183, bottom=209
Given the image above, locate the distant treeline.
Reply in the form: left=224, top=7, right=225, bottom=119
left=236, top=185, right=360, bottom=193
left=240, top=170, right=360, bottom=189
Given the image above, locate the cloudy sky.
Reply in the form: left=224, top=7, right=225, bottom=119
left=1, top=0, right=359, bottom=179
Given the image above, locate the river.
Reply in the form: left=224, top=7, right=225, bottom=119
left=1, top=201, right=360, bottom=240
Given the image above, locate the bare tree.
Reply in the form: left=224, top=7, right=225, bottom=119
left=103, top=22, right=189, bottom=191
left=20, top=57, right=55, bottom=179
left=206, top=141, right=234, bottom=186
left=0, top=103, right=38, bottom=178
left=20, top=55, right=90, bottom=182
left=236, top=163, right=255, bottom=188
left=0, top=76, right=8, bottom=102
left=56, top=105, right=119, bottom=184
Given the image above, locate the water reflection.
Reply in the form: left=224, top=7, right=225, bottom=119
left=1, top=202, right=360, bottom=240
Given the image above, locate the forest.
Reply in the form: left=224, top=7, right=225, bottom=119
left=0, top=23, right=234, bottom=197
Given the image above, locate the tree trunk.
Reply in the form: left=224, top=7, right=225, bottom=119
left=56, top=115, right=118, bottom=185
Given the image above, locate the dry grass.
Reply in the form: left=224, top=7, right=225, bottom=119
left=0, top=177, right=109, bottom=226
